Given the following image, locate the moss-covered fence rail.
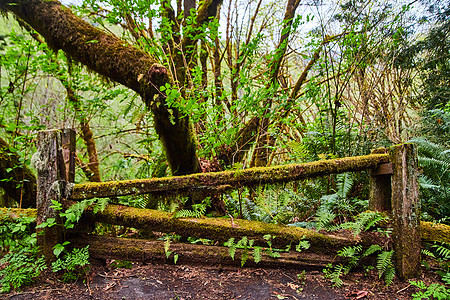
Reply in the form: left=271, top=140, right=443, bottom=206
left=33, top=129, right=421, bottom=280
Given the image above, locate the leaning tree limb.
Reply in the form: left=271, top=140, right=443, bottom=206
left=0, top=0, right=199, bottom=176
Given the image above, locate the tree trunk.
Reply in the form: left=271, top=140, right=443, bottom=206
left=0, top=137, right=36, bottom=208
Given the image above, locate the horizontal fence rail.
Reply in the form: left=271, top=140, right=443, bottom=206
left=68, top=153, right=390, bottom=200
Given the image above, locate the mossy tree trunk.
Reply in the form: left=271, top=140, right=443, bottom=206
left=1, top=0, right=199, bottom=176
left=0, top=137, right=36, bottom=208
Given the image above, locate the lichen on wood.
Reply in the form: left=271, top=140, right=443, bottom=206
left=69, top=153, right=390, bottom=200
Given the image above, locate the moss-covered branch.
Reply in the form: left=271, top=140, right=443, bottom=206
left=69, top=153, right=389, bottom=200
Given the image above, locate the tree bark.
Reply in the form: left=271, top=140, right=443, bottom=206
left=0, top=137, right=36, bottom=208
left=1, top=0, right=199, bottom=176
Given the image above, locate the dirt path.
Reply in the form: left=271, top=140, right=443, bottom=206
left=4, top=261, right=430, bottom=300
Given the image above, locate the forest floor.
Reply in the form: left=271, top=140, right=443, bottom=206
left=2, top=259, right=442, bottom=300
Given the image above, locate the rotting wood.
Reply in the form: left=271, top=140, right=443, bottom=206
left=70, top=234, right=344, bottom=270
left=69, top=153, right=390, bottom=200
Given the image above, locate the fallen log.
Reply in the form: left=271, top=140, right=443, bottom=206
left=0, top=208, right=38, bottom=221
left=3, top=208, right=450, bottom=247
left=85, top=203, right=362, bottom=252
left=70, top=234, right=339, bottom=270
left=68, top=154, right=389, bottom=200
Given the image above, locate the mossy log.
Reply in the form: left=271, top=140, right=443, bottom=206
left=70, top=234, right=340, bottom=270
left=69, top=153, right=390, bottom=200
left=2, top=207, right=450, bottom=246
left=0, top=208, right=37, bottom=222
left=421, top=222, right=450, bottom=244
left=80, top=203, right=381, bottom=252
left=0, top=137, right=37, bottom=208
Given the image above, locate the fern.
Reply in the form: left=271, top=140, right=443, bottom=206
left=315, top=210, right=337, bottom=231
left=337, top=245, right=362, bottom=258
left=340, top=211, right=388, bottom=237
left=363, top=244, right=383, bottom=257
left=324, top=264, right=345, bottom=287
left=336, top=173, right=354, bottom=199
left=377, top=250, right=395, bottom=285
left=173, top=199, right=209, bottom=218
left=408, top=138, right=450, bottom=220
left=253, top=246, right=262, bottom=263
left=422, top=248, right=436, bottom=258
left=433, top=243, right=450, bottom=259
left=225, top=238, right=236, bottom=260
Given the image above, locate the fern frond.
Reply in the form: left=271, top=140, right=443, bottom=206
left=336, top=173, right=354, bottom=198
left=253, top=247, right=262, bottom=263
left=337, top=245, right=362, bottom=258
left=421, top=248, right=436, bottom=258
left=363, top=244, right=383, bottom=257
left=433, top=243, right=450, bottom=259
left=315, top=210, right=337, bottom=231
left=327, top=265, right=345, bottom=287
left=377, top=250, right=394, bottom=280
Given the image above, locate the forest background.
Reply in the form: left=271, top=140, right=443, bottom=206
left=0, top=0, right=448, bottom=227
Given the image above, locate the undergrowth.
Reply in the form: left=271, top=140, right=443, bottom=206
left=410, top=242, right=450, bottom=299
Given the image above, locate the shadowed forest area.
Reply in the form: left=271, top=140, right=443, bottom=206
left=0, top=0, right=449, bottom=298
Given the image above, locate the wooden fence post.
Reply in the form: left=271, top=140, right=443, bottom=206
left=369, top=148, right=392, bottom=212
left=35, top=129, right=74, bottom=263
left=389, top=143, right=421, bottom=280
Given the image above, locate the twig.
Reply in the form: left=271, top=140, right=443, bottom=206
left=397, top=284, right=411, bottom=293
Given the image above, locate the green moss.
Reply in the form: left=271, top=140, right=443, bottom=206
left=421, top=221, right=450, bottom=244
left=70, top=153, right=390, bottom=200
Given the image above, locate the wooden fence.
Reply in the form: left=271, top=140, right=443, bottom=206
left=34, top=129, right=421, bottom=280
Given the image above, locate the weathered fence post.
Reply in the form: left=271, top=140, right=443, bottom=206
left=34, top=129, right=75, bottom=263
left=389, top=143, right=421, bottom=280
left=369, top=148, right=392, bottom=212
